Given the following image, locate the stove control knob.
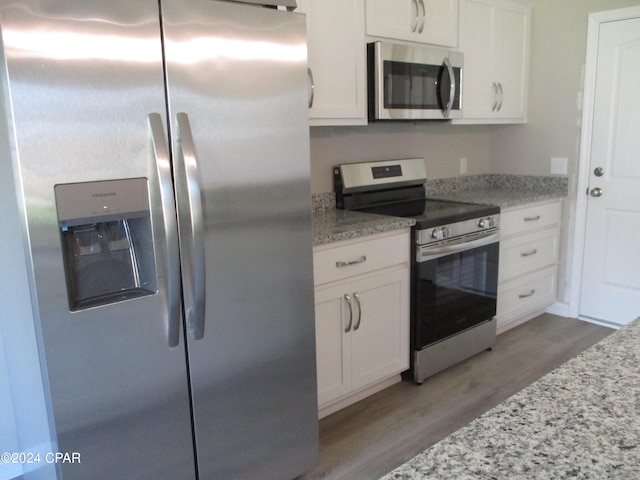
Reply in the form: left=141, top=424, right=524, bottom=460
left=478, top=217, right=494, bottom=228
left=442, top=227, right=451, bottom=238
left=431, top=228, right=444, bottom=240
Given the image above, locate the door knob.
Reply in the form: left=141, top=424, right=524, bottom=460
left=590, top=187, right=603, bottom=197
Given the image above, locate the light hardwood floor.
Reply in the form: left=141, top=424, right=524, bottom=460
left=300, top=314, right=613, bottom=480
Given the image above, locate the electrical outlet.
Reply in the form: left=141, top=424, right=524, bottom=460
left=550, top=157, right=568, bottom=174
left=460, top=157, right=467, bottom=174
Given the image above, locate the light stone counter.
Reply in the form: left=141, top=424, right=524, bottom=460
left=425, top=174, right=568, bottom=208
left=381, top=318, right=640, bottom=479
left=312, top=208, right=414, bottom=247
left=312, top=192, right=414, bottom=246
left=312, top=175, right=567, bottom=246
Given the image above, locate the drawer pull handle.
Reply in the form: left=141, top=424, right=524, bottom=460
left=518, top=289, right=536, bottom=299
left=521, top=249, right=538, bottom=257
left=524, top=215, right=541, bottom=222
left=344, top=294, right=353, bottom=333
left=336, top=255, right=366, bottom=268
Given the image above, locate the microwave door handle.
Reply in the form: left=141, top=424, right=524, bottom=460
left=175, top=112, right=206, bottom=341
left=148, top=113, right=182, bottom=348
left=442, top=57, right=455, bottom=118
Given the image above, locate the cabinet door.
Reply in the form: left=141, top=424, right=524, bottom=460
left=457, top=0, right=529, bottom=123
left=350, top=268, right=410, bottom=390
left=299, top=0, right=367, bottom=126
left=366, top=0, right=458, bottom=47
left=458, top=0, right=497, bottom=118
left=416, top=0, right=459, bottom=47
left=314, top=283, right=352, bottom=406
left=494, top=1, right=529, bottom=119
left=366, top=0, right=418, bottom=42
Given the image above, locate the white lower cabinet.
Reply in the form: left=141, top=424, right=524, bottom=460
left=497, top=200, right=561, bottom=332
left=313, top=231, right=410, bottom=417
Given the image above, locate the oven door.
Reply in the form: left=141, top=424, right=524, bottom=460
left=414, top=233, right=499, bottom=349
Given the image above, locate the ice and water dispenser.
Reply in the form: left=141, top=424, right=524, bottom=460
left=55, top=178, right=157, bottom=311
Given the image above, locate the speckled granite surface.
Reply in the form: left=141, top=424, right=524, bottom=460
left=312, top=192, right=414, bottom=246
left=381, top=318, right=640, bottom=480
left=312, top=209, right=414, bottom=246
left=425, top=174, right=568, bottom=208
left=312, top=175, right=567, bottom=245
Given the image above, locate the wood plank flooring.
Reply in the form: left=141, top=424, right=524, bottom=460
left=299, top=314, right=613, bottom=480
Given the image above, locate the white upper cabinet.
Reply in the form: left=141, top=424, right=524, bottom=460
left=298, top=0, right=367, bottom=126
left=455, top=0, right=530, bottom=123
left=365, top=0, right=459, bottom=48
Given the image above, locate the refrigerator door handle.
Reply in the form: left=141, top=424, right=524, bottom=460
left=149, top=113, right=182, bottom=348
left=175, top=112, right=206, bottom=340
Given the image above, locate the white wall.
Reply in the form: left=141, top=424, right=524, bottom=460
left=310, top=123, right=492, bottom=193
left=491, top=0, right=640, bottom=304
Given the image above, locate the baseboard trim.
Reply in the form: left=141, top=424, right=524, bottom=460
left=318, top=375, right=402, bottom=419
left=546, top=302, right=570, bottom=317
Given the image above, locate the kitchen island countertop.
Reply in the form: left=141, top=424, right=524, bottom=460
left=382, top=317, right=640, bottom=479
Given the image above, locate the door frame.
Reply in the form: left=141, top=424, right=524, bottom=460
left=568, top=5, right=640, bottom=322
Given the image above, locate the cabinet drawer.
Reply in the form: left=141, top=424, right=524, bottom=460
left=500, top=201, right=561, bottom=238
left=497, top=265, right=557, bottom=323
left=313, top=231, right=410, bottom=285
left=499, top=227, right=560, bottom=282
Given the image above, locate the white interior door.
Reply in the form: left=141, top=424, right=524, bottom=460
left=579, top=15, right=640, bottom=326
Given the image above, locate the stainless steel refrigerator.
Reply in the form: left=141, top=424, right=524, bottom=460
left=0, top=1, right=318, bottom=479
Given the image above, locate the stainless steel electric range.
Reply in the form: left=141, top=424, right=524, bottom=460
left=334, top=158, right=500, bottom=384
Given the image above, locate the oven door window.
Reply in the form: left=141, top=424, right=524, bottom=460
left=414, top=242, right=499, bottom=349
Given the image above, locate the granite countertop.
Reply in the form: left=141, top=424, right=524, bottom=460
left=425, top=174, right=568, bottom=209
left=312, top=208, right=415, bottom=246
left=382, top=318, right=640, bottom=479
left=312, top=175, right=568, bottom=246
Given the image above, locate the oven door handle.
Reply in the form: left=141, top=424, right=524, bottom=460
left=418, top=231, right=500, bottom=262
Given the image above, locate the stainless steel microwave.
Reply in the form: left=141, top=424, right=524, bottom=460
left=368, top=41, right=463, bottom=121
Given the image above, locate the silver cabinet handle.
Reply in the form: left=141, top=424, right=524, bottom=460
left=410, top=0, right=419, bottom=32
left=518, top=289, right=536, bottom=299
left=175, top=112, right=206, bottom=341
left=344, top=294, right=353, bottom=333
left=520, top=249, right=538, bottom=257
left=524, top=215, right=541, bottom=222
left=353, top=293, right=362, bottom=330
left=496, top=82, right=504, bottom=111
left=149, top=113, right=181, bottom=348
left=307, top=67, right=314, bottom=109
left=442, top=57, right=456, bottom=118
left=336, top=255, right=366, bottom=267
left=417, top=0, right=426, bottom=33
left=492, top=82, right=499, bottom=111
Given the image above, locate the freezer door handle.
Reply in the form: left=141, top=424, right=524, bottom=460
left=149, top=113, right=182, bottom=348
left=175, top=112, right=206, bottom=340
